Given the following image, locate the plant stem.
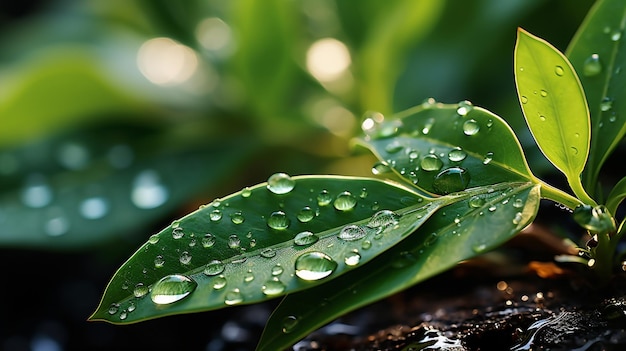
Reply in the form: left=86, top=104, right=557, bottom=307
left=568, top=175, right=598, bottom=207
left=538, top=180, right=584, bottom=210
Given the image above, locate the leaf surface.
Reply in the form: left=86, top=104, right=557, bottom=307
left=90, top=175, right=451, bottom=324
left=258, top=182, right=541, bottom=350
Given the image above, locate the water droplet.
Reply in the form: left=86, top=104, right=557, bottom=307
left=583, top=54, right=602, bottom=77
left=521, top=96, right=528, bottom=104
left=133, top=283, right=149, bottom=298
left=555, top=66, right=564, bottom=76
left=422, top=118, right=435, bottom=134
left=385, top=141, right=404, bottom=153
left=573, top=204, right=616, bottom=233
left=611, top=30, right=622, bottom=41
left=267, top=211, right=290, bottom=230
left=154, top=255, right=165, bottom=268
left=271, top=264, right=284, bottom=276
left=408, top=149, right=420, bottom=161
left=338, top=225, right=367, bottom=241
left=131, top=170, right=169, bottom=209
left=119, top=310, right=128, bottom=320
left=212, top=275, right=227, bottom=290
left=282, top=316, right=299, bottom=333
left=21, top=174, right=53, bottom=208
left=262, top=278, right=286, bottom=296
left=432, top=167, right=470, bottom=195
left=513, top=198, right=524, bottom=208
left=317, top=190, right=332, bottom=206
left=367, top=210, right=399, bottom=228
left=420, top=154, right=443, bottom=171
left=267, top=173, right=295, bottom=194
left=334, top=191, right=357, bottom=211
left=448, top=147, right=467, bottom=162
left=108, top=303, right=119, bottom=315
left=224, top=289, right=243, bottom=305
left=295, top=206, right=315, bottom=223
left=228, top=234, right=241, bottom=249
left=179, top=251, right=192, bottom=265
left=172, top=227, right=184, bottom=239
left=463, top=119, right=480, bottom=136
left=472, top=243, right=487, bottom=253
left=295, top=252, right=337, bottom=281
left=359, top=188, right=368, bottom=198
left=241, top=187, right=252, bottom=198
left=344, top=251, right=361, bottom=266
left=209, top=209, right=222, bottom=222
left=600, top=97, right=613, bottom=111
left=204, top=260, right=225, bottom=276
left=150, top=274, right=197, bottom=304
left=469, top=196, right=485, bottom=208
left=201, top=233, right=216, bottom=248
left=244, top=270, right=255, bottom=283
left=539, top=114, right=546, bottom=122
left=361, top=240, right=372, bottom=249
left=483, top=152, right=494, bottom=164
left=294, top=231, right=319, bottom=246
left=361, top=111, right=385, bottom=136
left=79, top=197, right=109, bottom=219
left=540, top=90, right=548, bottom=97
left=512, top=212, right=523, bottom=225
left=148, top=234, right=160, bottom=244
left=261, top=248, right=277, bottom=258
left=372, top=161, right=392, bottom=175
left=230, top=211, right=244, bottom=224
left=456, top=100, right=473, bottom=116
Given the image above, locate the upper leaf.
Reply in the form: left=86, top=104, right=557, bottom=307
left=354, top=101, right=536, bottom=195
left=90, top=175, right=449, bottom=324
left=565, top=0, right=626, bottom=194
left=514, top=28, right=592, bottom=203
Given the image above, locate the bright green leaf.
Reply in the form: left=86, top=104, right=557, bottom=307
left=606, top=176, right=626, bottom=216
left=514, top=28, right=594, bottom=205
left=566, top=0, right=626, bottom=195
left=258, top=182, right=541, bottom=351
left=89, top=175, right=452, bottom=324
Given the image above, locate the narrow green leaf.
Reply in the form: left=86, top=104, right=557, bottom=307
left=565, top=0, right=626, bottom=194
left=89, top=175, right=450, bottom=324
left=354, top=102, right=536, bottom=195
left=514, top=28, right=593, bottom=204
left=258, top=182, right=541, bottom=351
left=606, top=176, right=626, bottom=216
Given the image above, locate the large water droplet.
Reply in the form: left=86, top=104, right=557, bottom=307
left=131, top=170, right=169, bottom=209
left=432, top=167, right=470, bottom=195
left=583, top=54, right=602, bottom=77
left=79, top=197, right=109, bottom=219
left=267, top=211, right=290, bottom=230
left=262, top=278, right=286, bottom=296
left=367, top=210, right=399, bottom=228
left=462, top=119, right=480, bottom=136
left=420, top=154, right=443, bottom=172
left=448, top=147, right=467, bottom=162
left=267, top=173, right=295, bottom=194
left=241, top=187, right=252, bottom=198
left=204, top=260, right=225, bottom=276
left=294, top=231, right=319, bottom=246
left=261, top=248, right=277, bottom=258
left=297, top=206, right=315, bottom=222
left=334, top=191, right=357, bottom=211
left=295, top=252, right=337, bottom=281
left=338, top=225, right=367, bottom=241
left=150, top=274, right=197, bottom=304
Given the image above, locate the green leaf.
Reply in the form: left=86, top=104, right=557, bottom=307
left=565, top=0, right=626, bottom=195
left=606, top=176, right=626, bottom=216
left=354, top=102, right=536, bottom=195
left=89, top=175, right=453, bottom=324
left=258, top=182, right=541, bottom=351
left=0, top=122, right=250, bottom=249
left=514, top=28, right=594, bottom=205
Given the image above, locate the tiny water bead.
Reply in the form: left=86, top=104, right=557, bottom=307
left=600, top=97, right=613, bottom=111
left=334, top=191, right=357, bottom=211
left=295, top=251, right=337, bottom=281
left=282, top=315, right=299, bottom=333
left=172, top=227, right=184, bottom=239
left=241, top=187, right=252, bottom=198
left=456, top=100, right=473, bottom=116
left=420, top=154, right=443, bottom=171
left=228, top=234, right=241, bottom=249
left=204, top=260, right=225, bottom=276
left=483, top=152, right=494, bottom=164
left=148, top=234, right=160, bottom=244
left=261, top=248, right=277, bottom=258
left=209, top=209, right=222, bottom=221
left=555, top=65, right=564, bottom=76
left=133, top=283, right=149, bottom=298
left=371, top=161, right=392, bottom=175
left=448, top=147, right=467, bottom=162
left=468, top=196, right=486, bottom=208
left=212, top=275, right=227, bottom=290
left=267, top=211, right=290, bottom=230
left=432, top=167, right=470, bottom=195
left=297, top=206, right=315, bottom=222
left=150, top=274, right=197, bottom=304
left=230, top=211, right=245, bottom=224
left=521, top=96, right=528, bottom=104
left=224, top=289, right=243, bottom=305
left=317, top=190, right=333, bottom=206
left=271, top=264, right=284, bottom=276
left=583, top=53, right=602, bottom=77
left=154, top=255, right=165, bottom=268
left=422, top=118, right=435, bottom=134
left=338, top=225, right=367, bottom=241
left=462, top=119, right=480, bottom=136
left=179, top=251, right=192, bottom=265
left=262, top=278, right=286, bottom=296
left=344, top=251, right=361, bottom=266
left=267, top=173, right=295, bottom=194
left=201, top=233, right=216, bottom=248
left=294, top=231, right=319, bottom=246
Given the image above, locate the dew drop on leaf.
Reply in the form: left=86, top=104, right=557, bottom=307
left=204, top=260, right=225, bottom=276
left=317, top=190, right=332, bottom=206
left=295, top=252, right=337, bottom=281
left=133, top=283, right=149, bottom=298
left=148, top=234, right=160, bottom=244
left=362, top=240, right=372, bottom=250
left=555, top=66, right=564, bottom=76
left=212, top=275, right=227, bottom=290
left=267, top=211, right=290, bottom=230
left=154, top=255, right=165, bottom=268
left=462, top=119, right=480, bottom=136
left=271, top=264, right=284, bottom=276
left=540, top=90, right=548, bottom=97
left=611, top=30, right=622, bottom=41
left=179, top=251, right=191, bottom=265
left=201, top=233, right=216, bottom=248
left=241, top=187, right=252, bottom=198
left=297, top=206, right=315, bottom=222
left=367, top=210, right=399, bottom=228
left=456, top=100, right=473, bottom=116
left=468, top=196, right=485, bottom=208
left=600, top=97, right=613, bottom=111
left=334, top=191, right=357, bottom=211
left=344, top=250, right=361, bottom=266
left=420, top=154, right=443, bottom=171
left=282, top=316, right=298, bottom=333
left=267, top=173, right=295, bottom=194
left=150, top=274, right=197, bottom=304
left=385, top=141, right=404, bottom=153
left=230, top=211, right=245, bottom=224
left=483, top=152, right=494, bottom=164
left=228, top=234, right=241, bottom=249
left=513, top=198, right=524, bottom=208
left=262, top=278, right=286, bottom=296
left=224, top=289, right=243, bottom=305
left=209, top=210, right=222, bottom=221
left=244, top=270, right=255, bottom=283
left=521, top=96, right=528, bottom=104
left=294, top=231, right=319, bottom=246
left=372, top=161, right=392, bottom=175
left=108, top=303, right=119, bottom=315
left=422, top=117, right=435, bottom=134
left=338, top=225, right=367, bottom=241
left=432, top=167, right=470, bottom=195
left=583, top=54, right=602, bottom=77
left=512, top=212, right=523, bottom=225
left=261, top=248, right=277, bottom=258
left=172, top=227, right=184, bottom=239
left=448, top=147, right=467, bottom=162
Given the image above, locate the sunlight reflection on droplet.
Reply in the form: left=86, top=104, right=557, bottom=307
left=137, top=37, right=198, bottom=86
left=306, top=38, right=351, bottom=82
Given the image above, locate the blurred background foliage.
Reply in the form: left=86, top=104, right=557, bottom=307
left=0, top=0, right=594, bottom=350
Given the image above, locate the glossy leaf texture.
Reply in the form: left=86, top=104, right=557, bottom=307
left=90, top=175, right=452, bottom=324
left=566, top=0, right=626, bottom=194
left=0, top=122, right=250, bottom=249
left=514, top=28, right=592, bottom=202
left=354, top=101, right=536, bottom=196
left=258, top=182, right=541, bottom=351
